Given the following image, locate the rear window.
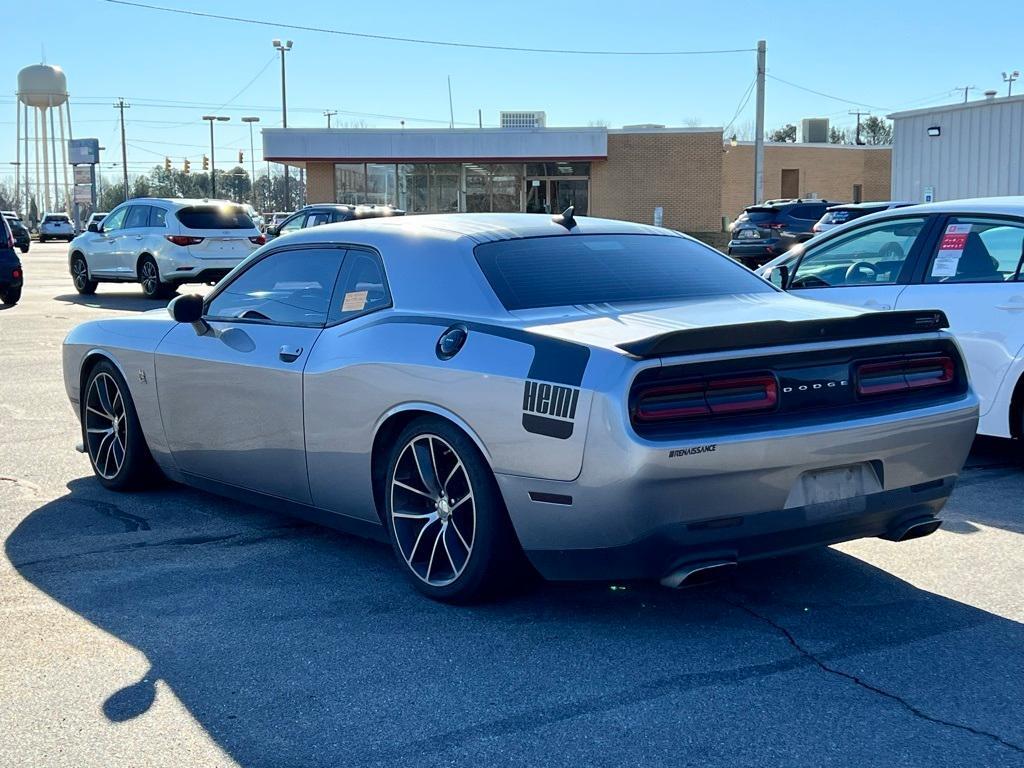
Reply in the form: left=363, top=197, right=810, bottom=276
left=44, top=215, right=70, bottom=223
left=176, top=205, right=253, bottom=230
left=474, top=234, right=773, bottom=311
left=740, top=207, right=778, bottom=223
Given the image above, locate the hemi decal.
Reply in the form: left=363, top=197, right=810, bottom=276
left=522, top=380, right=580, bottom=439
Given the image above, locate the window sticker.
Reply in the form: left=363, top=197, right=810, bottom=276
left=341, top=290, right=368, bottom=312
left=931, top=223, right=971, bottom=277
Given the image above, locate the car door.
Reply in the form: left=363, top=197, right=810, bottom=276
left=786, top=215, right=934, bottom=312
left=86, top=206, right=129, bottom=276
left=117, top=205, right=152, bottom=276
left=895, top=214, right=1024, bottom=432
left=155, top=245, right=347, bottom=503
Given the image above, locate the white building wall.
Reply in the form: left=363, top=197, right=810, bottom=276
left=891, top=96, right=1024, bottom=202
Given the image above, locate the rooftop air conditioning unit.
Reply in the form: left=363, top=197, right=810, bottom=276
left=500, top=111, right=547, bottom=129
left=801, top=118, right=830, bottom=143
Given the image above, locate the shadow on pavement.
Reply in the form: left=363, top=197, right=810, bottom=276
left=6, top=478, right=1024, bottom=767
left=54, top=292, right=168, bottom=313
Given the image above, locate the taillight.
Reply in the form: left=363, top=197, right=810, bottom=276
left=855, top=355, right=955, bottom=397
left=634, top=373, right=778, bottom=422
left=165, top=235, right=204, bottom=246
left=812, top=224, right=821, bottom=232
left=12, top=268, right=21, bottom=279
left=766, top=222, right=786, bottom=229
left=249, top=234, right=266, bottom=245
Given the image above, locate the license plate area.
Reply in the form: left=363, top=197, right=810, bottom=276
left=738, top=229, right=760, bottom=239
left=784, top=462, right=882, bottom=520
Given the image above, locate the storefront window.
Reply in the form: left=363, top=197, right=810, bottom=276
left=464, top=164, right=489, bottom=212
left=526, top=161, right=590, bottom=177
left=366, top=163, right=397, bottom=206
left=335, top=163, right=365, bottom=205
left=430, top=164, right=461, bottom=213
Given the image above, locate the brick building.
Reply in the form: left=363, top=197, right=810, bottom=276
left=264, top=125, right=890, bottom=237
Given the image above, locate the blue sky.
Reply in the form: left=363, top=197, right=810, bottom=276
left=4, top=0, right=1022, bottom=180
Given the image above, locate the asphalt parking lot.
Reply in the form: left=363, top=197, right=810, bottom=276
left=2, top=242, right=1023, bottom=767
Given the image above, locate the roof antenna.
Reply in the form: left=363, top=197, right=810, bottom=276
left=553, top=205, right=576, bottom=230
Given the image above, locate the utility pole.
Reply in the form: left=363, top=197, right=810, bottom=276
left=447, top=76, right=455, bottom=129
left=849, top=109, right=866, bottom=145
left=242, top=116, right=260, bottom=206
left=114, top=98, right=130, bottom=201
left=955, top=85, right=974, bottom=103
left=323, top=110, right=337, bottom=128
left=273, top=39, right=293, bottom=208
left=202, top=115, right=230, bottom=199
left=753, top=40, right=766, bottom=205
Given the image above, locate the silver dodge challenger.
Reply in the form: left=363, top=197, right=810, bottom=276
left=63, top=211, right=979, bottom=601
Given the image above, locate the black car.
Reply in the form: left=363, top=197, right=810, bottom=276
left=267, top=203, right=405, bottom=239
left=4, top=216, right=30, bottom=253
left=727, top=199, right=841, bottom=268
left=0, top=217, right=23, bottom=305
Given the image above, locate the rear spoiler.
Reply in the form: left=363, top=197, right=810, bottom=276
left=617, top=310, right=949, bottom=359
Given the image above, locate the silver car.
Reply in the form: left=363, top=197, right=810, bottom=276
left=68, top=198, right=264, bottom=299
left=39, top=212, right=75, bottom=242
left=62, top=212, right=979, bottom=602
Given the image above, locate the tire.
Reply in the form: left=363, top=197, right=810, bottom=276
left=81, top=360, right=159, bottom=491
left=38, top=236, right=46, bottom=243
left=384, top=416, right=524, bottom=603
left=71, top=253, right=98, bottom=295
left=1, top=287, right=20, bottom=305
left=20, top=245, right=28, bottom=254
left=138, top=256, right=173, bottom=300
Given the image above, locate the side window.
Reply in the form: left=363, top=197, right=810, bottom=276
left=331, top=210, right=353, bottom=223
left=789, top=205, right=823, bottom=221
left=925, top=217, right=1024, bottom=284
left=305, top=211, right=333, bottom=228
left=328, top=250, right=391, bottom=323
left=278, top=214, right=306, bottom=234
left=101, top=207, right=128, bottom=232
left=124, top=206, right=150, bottom=229
left=790, top=217, right=927, bottom=289
left=206, top=247, right=346, bottom=326
left=149, top=207, right=167, bottom=227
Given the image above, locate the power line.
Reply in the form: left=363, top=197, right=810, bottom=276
left=766, top=74, right=888, bottom=111
left=104, top=0, right=756, bottom=56
left=722, top=77, right=757, bottom=136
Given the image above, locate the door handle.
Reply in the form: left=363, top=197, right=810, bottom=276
left=135, top=235, right=144, bottom=240
left=996, top=296, right=1024, bottom=311
left=863, top=300, right=892, bottom=310
left=278, top=344, right=303, bottom=363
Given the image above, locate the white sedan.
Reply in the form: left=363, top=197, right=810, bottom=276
left=759, top=196, right=1024, bottom=439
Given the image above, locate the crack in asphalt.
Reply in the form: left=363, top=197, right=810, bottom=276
left=64, top=496, right=152, bottom=532
left=8, top=525, right=308, bottom=570
left=722, top=597, right=1024, bottom=755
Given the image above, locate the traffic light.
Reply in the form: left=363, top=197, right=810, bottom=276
left=238, top=150, right=244, bottom=164
left=183, top=158, right=191, bottom=175
left=164, top=157, right=171, bottom=172
left=202, top=155, right=209, bottom=171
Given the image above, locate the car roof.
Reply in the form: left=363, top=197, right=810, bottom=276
left=277, top=212, right=676, bottom=248
left=114, top=197, right=244, bottom=209
left=886, top=196, right=1024, bottom=216
left=826, top=201, right=913, bottom=211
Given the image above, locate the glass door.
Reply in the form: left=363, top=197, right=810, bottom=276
left=525, top=178, right=549, bottom=213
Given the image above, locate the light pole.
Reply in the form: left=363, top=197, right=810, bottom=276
left=324, top=110, right=337, bottom=128
left=1003, top=71, right=1020, bottom=97
left=273, top=39, right=293, bottom=208
left=202, top=115, right=230, bottom=198
left=241, top=116, right=260, bottom=206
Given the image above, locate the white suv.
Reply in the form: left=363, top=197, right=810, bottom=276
left=39, top=212, right=75, bottom=242
left=68, top=198, right=264, bottom=299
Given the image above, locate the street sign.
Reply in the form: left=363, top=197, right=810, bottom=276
left=74, top=165, right=92, bottom=185
left=69, top=138, right=100, bottom=165
left=73, top=184, right=92, bottom=203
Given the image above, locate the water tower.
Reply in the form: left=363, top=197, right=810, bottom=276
left=16, top=64, right=74, bottom=217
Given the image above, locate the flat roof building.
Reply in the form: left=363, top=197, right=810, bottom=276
left=264, top=123, right=890, bottom=235
left=889, top=94, right=1024, bottom=202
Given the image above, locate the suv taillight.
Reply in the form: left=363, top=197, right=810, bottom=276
left=165, top=235, right=204, bottom=246
left=633, top=373, right=778, bottom=422
left=855, top=356, right=955, bottom=396
left=766, top=222, right=786, bottom=229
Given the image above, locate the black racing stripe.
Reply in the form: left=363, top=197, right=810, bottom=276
left=363, top=315, right=591, bottom=387
left=522, top=414, right=574, bottom=439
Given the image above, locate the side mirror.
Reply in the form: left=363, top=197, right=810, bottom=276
left=765, top=264, right=790, bottom=289
left=87, top=222, right=100, bottom=233
left=168, top=293, right=208, bottom=334
left=265, top=225, right=278, bottom=238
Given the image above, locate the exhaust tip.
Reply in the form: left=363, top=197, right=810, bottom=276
left=660, top=560, right=737, bottom=589
left=883, top=517, right=942, bottom=542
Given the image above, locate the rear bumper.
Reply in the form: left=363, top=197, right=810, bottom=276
left=496, top=393, right=978, bottom=581
left=522, top=479, right=952, bottom=581
left=727, top=241, right=781, bottom=267
left=166, top=267, right=234, bottom=285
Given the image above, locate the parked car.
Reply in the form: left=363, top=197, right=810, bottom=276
left=39, top=212, right=75, bottom=242
left=68, top=198, right=264, bottom=299
left=757, top=196, right=1024, bottom=440
left=78, top=212, right=108, bottom=235
left=727, top=199, right=840, bottom=268
left=4, top=215, right=30, bottom=253
left=812, top=201, right=914, bottom=235
left=63, top=212, right=977, bottom=602
left=0, top=216, right=23, bottom=305
left=242, top=204, right=265, bottom=232
left=266, top=211, right=292, bottom=231
left=266, top=203, right=405, bottom=239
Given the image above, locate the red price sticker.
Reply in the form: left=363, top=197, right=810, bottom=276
left=940, top=232, right=968, bottom=251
